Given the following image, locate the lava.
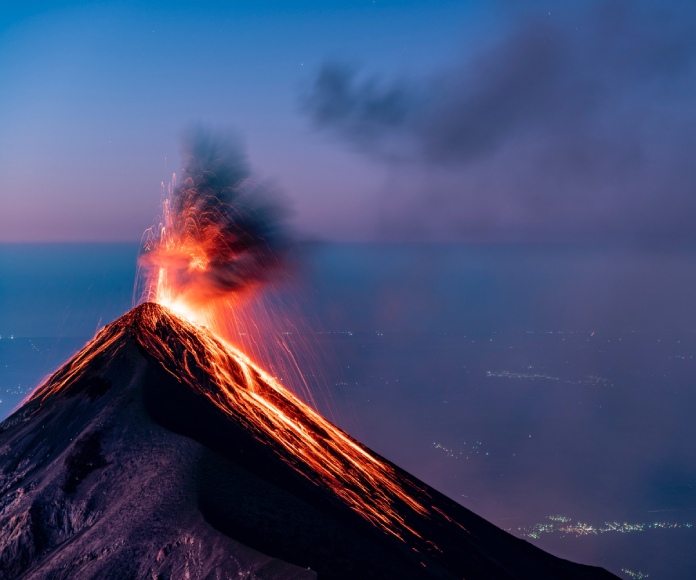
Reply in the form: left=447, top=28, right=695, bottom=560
left=136, top=129, right=286, bottom=334
left=30, top=303, right=437, bottom=543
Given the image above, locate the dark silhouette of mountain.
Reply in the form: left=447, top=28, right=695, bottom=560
left=0, top=303, right=617, bottom=579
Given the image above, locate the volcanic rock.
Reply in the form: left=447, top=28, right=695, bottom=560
left=0, top=303, right=617, bottom=579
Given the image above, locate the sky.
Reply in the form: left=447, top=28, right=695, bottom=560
left=1, top=0, right=695, bottom=243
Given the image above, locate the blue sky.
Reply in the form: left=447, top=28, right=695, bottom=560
left=0, top=0, right=480, bottom=241
left=2, top=1, right=694, bottom=243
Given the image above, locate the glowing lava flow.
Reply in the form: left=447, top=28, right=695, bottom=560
left=30, top=303, right=435, bottom=543
left=140, top=187, right=220, bottom=328
left=134, top=304, right=431, bottom=541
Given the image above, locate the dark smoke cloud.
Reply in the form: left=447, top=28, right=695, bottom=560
left=303, top=1, right=696, bottom=242
left=304, top=63, right=416, bottom=160
left=140, top=128, right=288, bottom=302
left=179, top=128, right=287, bottom=292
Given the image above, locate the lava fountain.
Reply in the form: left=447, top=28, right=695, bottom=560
left=137, top=128, right=286, bottom=332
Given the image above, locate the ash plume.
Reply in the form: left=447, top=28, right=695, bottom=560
left=302, top=0, right=696, bottom=243
left=139, top=128, right=287, bottom=304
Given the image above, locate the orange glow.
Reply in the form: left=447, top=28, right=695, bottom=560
left=136, top=173, right=325, bottom=410
left=137, top=175, right=282, bottom=335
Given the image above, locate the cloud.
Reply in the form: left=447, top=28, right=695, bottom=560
left=302, top=0, right=696, bottom=242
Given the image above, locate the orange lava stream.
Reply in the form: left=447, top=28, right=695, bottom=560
left=30, top=304, right=436, bottom=543
left=136, top=304, right=431, bottom=541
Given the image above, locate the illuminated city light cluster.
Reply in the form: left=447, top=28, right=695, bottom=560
left=433, top=440, right=488, bottom=459
left=510, top=515, right=692, bottom=539
left=578, top=375, right=611, bottom=385
left=621, top=569, right=649, bottom=579
left=487, top=370, right=612, bottom=386
left=486, top=370, right=561, bottom=382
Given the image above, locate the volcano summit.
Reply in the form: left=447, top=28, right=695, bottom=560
left=0, top=303, right=615, bottom=579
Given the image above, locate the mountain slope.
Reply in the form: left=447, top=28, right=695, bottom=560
left=0, top=303, right=616, bottom=579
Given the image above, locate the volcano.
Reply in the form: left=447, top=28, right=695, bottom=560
left=0, top=303, right=616, bottom=579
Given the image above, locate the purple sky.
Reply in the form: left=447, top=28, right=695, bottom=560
left=1, top=0, right=694, bottom=243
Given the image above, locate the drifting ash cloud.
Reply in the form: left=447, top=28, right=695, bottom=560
left=303, top=0, right=696, bottom=243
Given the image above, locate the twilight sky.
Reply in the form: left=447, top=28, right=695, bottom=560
left=1, top=0, right=694, bottom=243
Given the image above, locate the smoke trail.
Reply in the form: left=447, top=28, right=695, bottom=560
left=138, top=128, right=287, bottom=308
left=302, top=0, right=696, bottom=243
